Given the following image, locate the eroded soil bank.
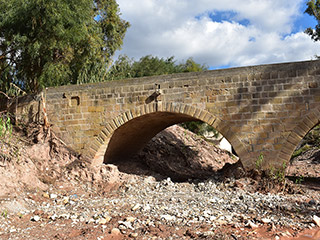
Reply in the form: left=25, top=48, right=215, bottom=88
left=0, top=124, right=319, bottom=239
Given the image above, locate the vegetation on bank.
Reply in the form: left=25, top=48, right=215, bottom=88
left=0, top=113, right=12, bottom=140
left=292, top=124, right=320, bottom=159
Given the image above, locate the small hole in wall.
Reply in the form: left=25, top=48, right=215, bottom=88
left=71, top=96, right=80, bottom=106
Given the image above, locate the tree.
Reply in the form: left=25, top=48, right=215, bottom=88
left=0, top=0, right=129, bottom=93
left=178, top=58, right=206, bottom=73
left=305, top=0, right=320, bottom=41
left=107, top=55, right=207, bottom=80
left=131, top=55, right=177, bottom=77
left=106, top=55, right=135, bottom=80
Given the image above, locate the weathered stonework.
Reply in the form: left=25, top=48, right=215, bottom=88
left=11, top=60, right=320, bottom=171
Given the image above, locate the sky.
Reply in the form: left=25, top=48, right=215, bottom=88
left=115, top=0, right=320, bottom=69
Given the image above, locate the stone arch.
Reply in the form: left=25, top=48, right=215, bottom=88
left=277, top=107, right=320, bottom=168
left=89, top=102, right=249, bottom=168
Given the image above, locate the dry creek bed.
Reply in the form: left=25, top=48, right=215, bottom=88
left=0, top=171, right=319, bottom=240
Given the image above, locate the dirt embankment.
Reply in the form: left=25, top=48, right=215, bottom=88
left=0, top=123, right=240, bottom=197
left=0, top=124, right=121, bottom=197
left=0, top=121, right=319, bottom=197
left=114, top=125, right=241, bottom=181
left=286, top=124, right=320, bottom=180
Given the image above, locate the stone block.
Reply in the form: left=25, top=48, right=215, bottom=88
left=88, top=106, right=104, bottom=112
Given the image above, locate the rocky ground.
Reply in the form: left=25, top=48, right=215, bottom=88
left=0, top=124, right=319, bottom=239
left=287, top=148, right=320, bottom=180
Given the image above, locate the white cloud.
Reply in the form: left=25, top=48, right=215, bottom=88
left=116, top=0, right=320, bottom=68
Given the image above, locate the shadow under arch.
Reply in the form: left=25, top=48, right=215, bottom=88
left=278, top=106, right=320, bottom=169
left=90, top=102, right=248, bottom=167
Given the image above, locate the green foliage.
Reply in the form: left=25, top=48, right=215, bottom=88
left=179, top=58, right=206, bottom=73
left=256, top=153, right=264, bottom=170
left=0, top=114, right=12, bottom=139
left=0, top=0, right=129, bottom=93
left=0, top=113, right=22, bottom=163
left=107, top=55, right=208, bottom=80
left=304, top=124, right=320, bottom=145
left=180, top=121, right=218, bottom=137
left=107, top=55, right=134, bottom=80
left=305, top=0, right=320, bottom=41
left=276, top=162, right=287, bottom=183
left=292, top=144, right=311, bottom=158
left=295, top=175, right=304, bottom=184
left=131, top=55, right=177, bottom=78
left=291, top=123, right=320, bottom=159
left=268, top=161, right=287, bottom=183
left=1, top=209, right=8, bottom=218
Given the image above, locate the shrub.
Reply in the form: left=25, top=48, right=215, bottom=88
left=0, top=113, right=12, bottom=139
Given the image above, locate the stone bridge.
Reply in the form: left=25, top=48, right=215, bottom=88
left=11, top=60, right=320, bottom=171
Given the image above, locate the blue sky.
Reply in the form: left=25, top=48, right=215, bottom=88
left=293, top=3, right=317, bottom=33
left=115, top=0, right=320, bottom=69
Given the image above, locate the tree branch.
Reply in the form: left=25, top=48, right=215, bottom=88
left=10, top=83, right=26, bottom=96
left=0, top=91, right=11, bottom=100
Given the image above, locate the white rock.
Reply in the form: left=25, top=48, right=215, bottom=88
left=248, top=220, right=258, bottom=229
left=131, top=204, right=141, bottom=211
left=203, top=210, right=211, bottom=218
left=210, top=216, right=217, bottom=221
left=31, top=215, right=40, bottom=222
left=63, top=197, right=69, bottom=205
left=160, top=214, right=176, bottom=221
left=50, top=214, right=58, bottom=221
left=209, top=197, right=223, bottom=203
left=118, top=221, right=134, bottom=230
left=97, top=218, right=106, bottom=225
left=218, top=137, right=232, bottom=153
left=313, top=215, right=320, bottom=227
left=99, top=216, right=111, bottom=225
left=87, top=218, right=95, bottom=224
left=144, top=176, right=155, bottom=184
left=143, top=204, right=151, bottom=211
left=130, top=232, right=138, bottom=238
left=50, top=193, right=58, bottom=199
left=280, top=231, right=292, bottom=237
left=111, top=228, right=121, bottom=235
left=61, top=214, right=70, bottom=219
left=118, top=224, right=126, bottom=230
left=126, top=216, right=136, bottom=223
left=261, top=218, right=271, bottom=224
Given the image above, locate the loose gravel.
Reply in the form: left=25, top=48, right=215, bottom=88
left=0, top=174, right=319, bottom=239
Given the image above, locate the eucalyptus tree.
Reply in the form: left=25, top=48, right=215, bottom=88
left=0, top=0, right=129, bottom=93
left=305, top=0, right=320, bottom=41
